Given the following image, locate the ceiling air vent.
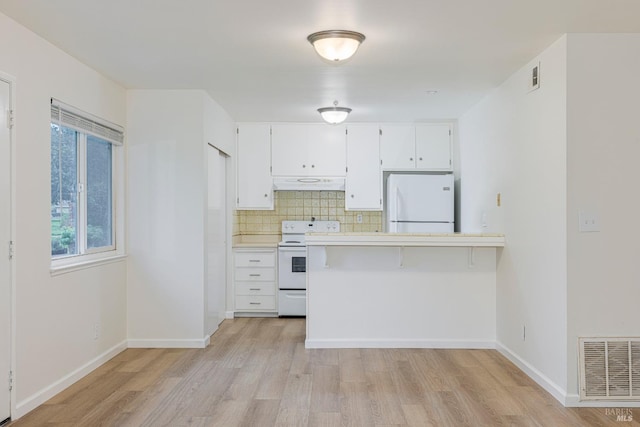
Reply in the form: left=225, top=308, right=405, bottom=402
left=579, top=337, right=640, bottom=401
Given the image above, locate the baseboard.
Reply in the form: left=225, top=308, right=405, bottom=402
left=225, top=311, right=235, bottom=319
left=564, top=394, right=640, bottom=408
left=496, top=341, right=568, bottom=405
left=128, top=336, right=210, bottom=349
left=305, top=338, right=496, bottom=349
left=13, top=340, right=127, bottom=419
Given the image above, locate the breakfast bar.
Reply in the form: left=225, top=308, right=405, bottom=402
left=304, top=233, right=505, bottom=349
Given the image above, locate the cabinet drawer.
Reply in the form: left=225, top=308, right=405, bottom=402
left=235, top=267, right=276, bottom=281
left=236, top=282, right=276, bottom=296
left=235, top=295, right=276, bottom=310
left=234, top=251, right=276, bottom=267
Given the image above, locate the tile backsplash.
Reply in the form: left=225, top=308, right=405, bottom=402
left=234, top=191, right=382, bottom=235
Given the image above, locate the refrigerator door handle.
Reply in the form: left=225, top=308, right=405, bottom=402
left=389, top=186, right=400, bottom=233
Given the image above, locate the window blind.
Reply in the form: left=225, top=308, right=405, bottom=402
left=51, top=98, right=124, bottom=145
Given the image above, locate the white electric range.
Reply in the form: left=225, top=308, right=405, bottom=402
left=278, top=220, right=340, bottom=316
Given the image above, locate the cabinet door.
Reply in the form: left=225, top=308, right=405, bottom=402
left=415, top=124, right=452, bottom=170
left=237, top=123, right=273, bottom=209
left=307, top=124, right=346, bottom=176
left=345, top=125, right=382, bottom=210
left=271, top=124, right=309, bottom=176
left=379, top=124, right=416, bottom=169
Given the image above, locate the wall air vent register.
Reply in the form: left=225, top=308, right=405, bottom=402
left=579, top=337, right=640, bottom=401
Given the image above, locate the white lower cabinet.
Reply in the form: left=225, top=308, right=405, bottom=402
left=234, top=248, right=277, bottom=314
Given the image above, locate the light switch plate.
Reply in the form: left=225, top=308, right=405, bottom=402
left=579, top=210, right=600, bottom=232
left=528, top=62, right=540, bottom=92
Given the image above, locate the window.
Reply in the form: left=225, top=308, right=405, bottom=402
left=50, top=99, right=123, bottom=262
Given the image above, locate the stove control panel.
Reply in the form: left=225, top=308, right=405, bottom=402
left=282, top=220, right=340, bottom=234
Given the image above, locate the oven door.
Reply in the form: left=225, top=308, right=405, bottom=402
left=278, top=246, right=307, bottom=290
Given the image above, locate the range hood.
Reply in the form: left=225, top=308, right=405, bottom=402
left=272, top=177, right=345, bottom=191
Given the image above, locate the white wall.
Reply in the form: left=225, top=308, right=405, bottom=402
left=127, top=90, right=235, bottom=347
left=459, top=36, right=568, bottom=399
left=565, top=34, right=640, bottom=401
left=0, top=12, right=127, bottom=417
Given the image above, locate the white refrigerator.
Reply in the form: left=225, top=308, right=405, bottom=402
left=386, top=173, right=455, bottom=233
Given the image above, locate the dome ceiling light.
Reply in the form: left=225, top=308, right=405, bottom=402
left=317, top=100, right=351, bottom=125
left=307, top=30, right=366, bottom=63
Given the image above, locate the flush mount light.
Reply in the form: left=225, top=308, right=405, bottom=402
left=307, top=30, right=366, bottom=62
left=317, top=100, right=351, bottom=125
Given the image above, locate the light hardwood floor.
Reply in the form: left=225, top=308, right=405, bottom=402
left=9, top=318, right=639, bottom=426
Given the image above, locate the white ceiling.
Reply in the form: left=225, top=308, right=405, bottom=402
left=2, top=0, right=640, bottom=123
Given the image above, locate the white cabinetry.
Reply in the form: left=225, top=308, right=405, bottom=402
left=236, top=123, right=273, bottom=209
left=379, top=124, right=416, bottom=169
left=271, top=124, right=346, bottom=177
left=345, top=125, right=382, bottom=210
left=415, top=124, right=453, bottom=170
left=234, top=248, right=277, bottom=313
left=380, top=123, right=452, bottom=171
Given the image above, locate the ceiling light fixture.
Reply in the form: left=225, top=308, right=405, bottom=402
left=318, top=100, right=351, bottom=125
left=307, top=30, right=366, bottom=62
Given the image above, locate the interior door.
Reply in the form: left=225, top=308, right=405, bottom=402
left=207, top=145, right=227, bottom=335
left=0, top=78, right=12, bottom=423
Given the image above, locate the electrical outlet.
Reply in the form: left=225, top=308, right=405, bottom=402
left=523, top=325, right=526, bottom=341
left=93, top=322, right=100, bottom=340
left=579, top=210, right=600, bottom=232
left=356, top=214, right=363, bottom=224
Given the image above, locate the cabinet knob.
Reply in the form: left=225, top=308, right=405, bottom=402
left=264, top=194, right=268, bottom=197
left=351, top=194, right=354, bottom=198
left=302, top=164, right=306, bottom=168
left=311, top=164, right=315, bottom=168
left=419, top=157, right=423, bottom=161
left=410, top=157, right=414, bottom=161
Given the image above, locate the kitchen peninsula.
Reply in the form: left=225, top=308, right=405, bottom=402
left=305, top=232, right=505, bottom=349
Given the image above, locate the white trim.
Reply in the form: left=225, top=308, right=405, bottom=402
left=0, top=71, right=16, bottom=424
left=305, top=338, right=496, bottom=349
left=50, top=254, right=126, bottom=276
left=13, top=340, right=127, bottom=420
left=496, top=341, right=568, bottom=405
left=225, top=311, right=235, bottom=319
left=564, top=394, right=640, bottom=408
left=128, top=336, right=211, bottom=349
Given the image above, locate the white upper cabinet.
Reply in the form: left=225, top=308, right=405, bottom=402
left=271, top=124, right=307, bottom=176
left=271, top=124, right=346, bottom=177
left=308, top=124, right=347, bottom=176
left=379, top=124, right=416, bottom=169
left=236, top=123, right=273, bottom=210
left=380, top=123, right=452, bottom=171
left=345, top=125, right=382, bottom=211
left=415, top=123, right=453, bottom=170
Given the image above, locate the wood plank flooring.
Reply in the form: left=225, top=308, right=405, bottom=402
left=9, top=318, right=639, bottom=426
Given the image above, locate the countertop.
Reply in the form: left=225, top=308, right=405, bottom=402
left=232, top=234, right=280, bottom=248
left=305, top=232, right=505, bottom=247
